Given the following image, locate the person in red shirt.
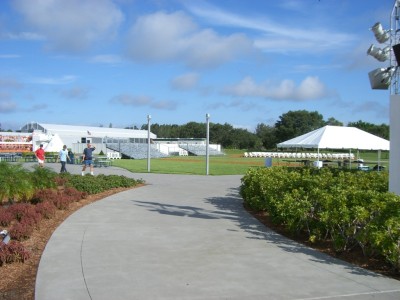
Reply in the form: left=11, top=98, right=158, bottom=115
left=35, top=144, right=45, bottom=167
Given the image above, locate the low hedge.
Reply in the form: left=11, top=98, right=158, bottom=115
left=240, top=167, right=400, bottom=270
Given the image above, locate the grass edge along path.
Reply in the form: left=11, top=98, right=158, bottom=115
left=111, top=150, right=389, bottom=175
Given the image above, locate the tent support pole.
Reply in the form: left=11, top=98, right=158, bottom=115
left=349, top=149, right=352, bottom=170
left=378, top=150, right=381, bottom=172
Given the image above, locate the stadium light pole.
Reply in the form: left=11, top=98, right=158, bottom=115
left=206, top=113, right=210, bottom=175
left=147, top=114, right=151, bottom=173
left=367, top=0, right=400, bottom=195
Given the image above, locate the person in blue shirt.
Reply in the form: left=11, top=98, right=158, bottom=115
left=82, top=143, right=96, bottom=176
left=58, top=145, right=71, bottom=173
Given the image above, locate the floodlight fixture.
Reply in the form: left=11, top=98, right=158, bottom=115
left=371, top=22, right=390, bottom=43
left=367, top=44, right=391, bottom=62
left=368, top=67, right=395, bottom=90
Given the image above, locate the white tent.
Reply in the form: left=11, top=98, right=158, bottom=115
left=277, top=125, right=389, bottom=169
left=277, top=125, right=389, bottom=150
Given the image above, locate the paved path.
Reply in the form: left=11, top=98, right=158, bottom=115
left=32, top=163, right=400, bottom=299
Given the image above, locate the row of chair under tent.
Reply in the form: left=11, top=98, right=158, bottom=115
left=243, top=152, right=356, bottom=160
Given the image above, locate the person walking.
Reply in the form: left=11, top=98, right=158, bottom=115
left=67, top=149, right=74, bottom=164
left=82, top=143, right=96, bottom=176
left=35, top=144, right=45, bottom=168
left=58, top=145, right=70, bottom=173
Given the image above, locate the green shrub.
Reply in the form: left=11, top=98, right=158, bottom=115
left=0, top=162, right=34, bottom=203
left=240, top=166, right=400, bottom=270
left=63, top=173, right=142, bottom=194
left=30, top=166, right=57, bottom=190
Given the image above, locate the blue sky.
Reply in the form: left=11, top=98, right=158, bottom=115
left=0, top=0, right=395, bottom=131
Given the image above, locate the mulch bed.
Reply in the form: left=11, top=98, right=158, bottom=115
left=0, top=186, right=139, bottom=300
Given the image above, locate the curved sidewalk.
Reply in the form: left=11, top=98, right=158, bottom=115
left=34, top=164, right=400, bottom=300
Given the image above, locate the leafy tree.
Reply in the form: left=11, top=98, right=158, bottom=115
left=179, top=122, right=205, bottom=138
left=210, top=123, right=234, bottom=147
left=133, top=112, right=389, bottom=150
left=275, top=110, right=325, bottom=142
left=255, top=123, right=277, bottom=149
left=325, top=117, right=343, bottom=126
left=231, top=128, right=262, bottom=149
left=144, top=123, right=180, bottom=138
left=347, top=120, right=389, bottom=139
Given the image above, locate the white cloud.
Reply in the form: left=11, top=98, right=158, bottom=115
left=171, top=73, right=199, bottom=90
left=30, top=75, right=76, bottom=85
left=111, top=94, right=178, bottom=110
left=13, top=0, right=124, bottom=52
left=184, top=1, right=355, bottom=54
left=125, top=11, right=255, bottom=69
left=223, top=76, right=330, bottom=101
left=3, top=31, right=45, bottom=41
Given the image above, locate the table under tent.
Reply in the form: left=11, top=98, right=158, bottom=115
left=276, top=125, right=390, bottom=170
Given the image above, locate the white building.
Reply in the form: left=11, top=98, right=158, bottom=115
left=21, top=122, right=155, bottom=157
left=18, top=122, right=224, bottom=158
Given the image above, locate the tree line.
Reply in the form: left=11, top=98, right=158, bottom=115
left=140, top=110, right=389, bottom=150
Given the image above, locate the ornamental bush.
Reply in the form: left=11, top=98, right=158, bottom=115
left=0, top=241, right=31, bottom=266
left=240, top=167, right=400, bottom=270
left=0, top=162, right=34, bottom=203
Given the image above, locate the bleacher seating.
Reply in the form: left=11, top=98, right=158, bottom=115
left=106, top=143, right=168, bottom=159
left=178, top=144, right=224, bottom=156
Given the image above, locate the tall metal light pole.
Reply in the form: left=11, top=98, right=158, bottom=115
left=390, top=1, right=400, bottom=195
left=367, top=0, right=400, bottom=195
left=206, top=113, right=210, bottom=175
left=147, top=114, right=151, bottom=173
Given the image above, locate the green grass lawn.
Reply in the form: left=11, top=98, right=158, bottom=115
left=112, top=152, right=264, bottom=175
left=110, top=149, right=389, bottom=175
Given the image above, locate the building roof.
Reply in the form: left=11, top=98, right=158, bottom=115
left=21, top=122, right=156, bottom=139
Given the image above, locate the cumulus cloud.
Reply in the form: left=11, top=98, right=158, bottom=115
left=12, top=0, right=124, bottom=52
left=125, top=11, right=256, bottom=69
left=171, top=73, right=199, bottom=90
left=223, top=76, right=329, bottom=101
left=111, top=94, right=178, bottom=110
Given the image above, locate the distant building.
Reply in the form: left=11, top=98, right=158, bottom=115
left=0, top=122, right=223, bottom=158
left=20, top=122, right=155, bottom=156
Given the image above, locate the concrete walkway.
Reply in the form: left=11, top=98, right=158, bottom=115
left=33, top=163, right=400, bottom=299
